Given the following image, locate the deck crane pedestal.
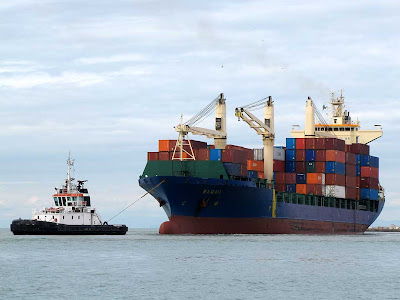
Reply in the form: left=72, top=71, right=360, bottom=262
left=173, top=93, right=227, bottom=161
left=235, top=96, right=275, bottom=181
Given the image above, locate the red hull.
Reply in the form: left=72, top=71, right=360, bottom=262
left=159, top=216, right=368, bottom=234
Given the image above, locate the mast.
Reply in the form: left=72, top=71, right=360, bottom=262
left=66, top=152, right=75, bottom=193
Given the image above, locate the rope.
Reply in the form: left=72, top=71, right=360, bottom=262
left=106, top=179, right=166, bottom=224
left=242, top=97, right=270, bottom=111
left=184, top=95, right=220, bottom=127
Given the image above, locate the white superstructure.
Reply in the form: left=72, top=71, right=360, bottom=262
left=33, top=154, right=103, bottom=225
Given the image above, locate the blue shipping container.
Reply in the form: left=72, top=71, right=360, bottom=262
left=306, top=150, right=316, bottom=162
left=286, top=138, right=296, bottom=150
left=285, top=161, right=296, bottom=173
left=210, top=149, right=222, bottom=161
left=286, top=184, right=296, bottom=193
left=361, top=188, right=379, bottom=201
left=356, top=154, right=361, bottom=165
left=286, top=149, right=296, bottom=161
left=370, top=156, right=379, bottom=168
left=356, top=165, right=361, bottom=176
left=247, top=170, right=258, bottom=178
left=296, top=173, right=307, bottom=184
left=325, top=162, right=346, bottom=175
left=223, top=163, right=241, bottom=177
left=361, top=155, right=370, bottom=166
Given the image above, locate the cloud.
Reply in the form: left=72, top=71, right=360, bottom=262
left=75, top=53, right=146, bottom=65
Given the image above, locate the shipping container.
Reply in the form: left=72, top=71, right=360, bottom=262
left=315, top=150, right=326, bottom=162
left=346, top=187, right=357, bottom=200
left=198, top=148, right=210, bottom=161
left=247, top=160, right=264, bottom=172
left=296, top=173, right=307, bottom=184
left=286, top=138, right=296, bottom=149
left=345, top=164, right=356, bottom=177
left=325, top=174, right=346, bottom=186
left=296, top=162, right=306, bottom=173
left=296, top=184, right=307, bottom=194
left=306, top=184, right=323, bottom=196
left=360, top=188, right=379, bottom=201
left=326, top=150, right=346, bottom=163
left=285, top=173, right=297, bottom=184
left=325, top=161, right=346, bottom=175
left=305, top=161, right=316, bottom=173
left=159, top=151, right=170, bottom=161
left=325, top=138, right=345, bottom=151
left=286, top=149, right=296, bottom=161
left=345, top=152, right=357, bottom=165
left=296, top=150, right=306, bottom=161
left=273, top=160, right=285, bottom=172
left=350, top=143, right=370, bottom=155
left=306, top=138, right=316, bottom=149
left=360, top=177, right=379, bottom=189
left=253, top=149, right=263, bottom=161
left=360, top=155, right=371, bottom=166
left=275, top=183, right=286, bottom=192
left=257, top=172, right=264, bottom=179
left=275, top=173, right=286, bottom=184
left=273, top=147, right=286, bottom=161
left=356, top=165, right=361, bottom=176
left=159, top=140, right=171, bottom=152
left=285, top=161, right=296, bottom=173
left=147, top=152, right=159, bottom=161
left=286, top=184, right=296, bottom=193
left=222, top=148, right=247, bottom=164
left=307, top=173, right=324, bottom=184
left=247, top=170, right=258, bottom=178
left=361, top=166, right=379, bottom=179
left=223, top=163, right=242, bottom=177
left=345, top=176, right=357, bottom=188
left=315, top=138, right=327, bottom=150
left=356, top=154, right=361, bottom=165
left=296, top=138, right=306, bottom=149
left=325, top=185, right=346, bottom=198
left=240, top=164, right=247, bottom=177
left=305, top=150, right=316, bottom=161
left=370, top=156, right=379, bottom=168
left=210, top=149, right=222, bottom=161
left=315, top=162, right=326, bottom=173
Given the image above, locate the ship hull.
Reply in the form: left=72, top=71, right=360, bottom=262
left=10, top=219, right=128, bottom=235
left=139, top=176, right=384, bottom=235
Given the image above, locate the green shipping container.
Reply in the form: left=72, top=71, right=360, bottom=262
left=306, top=162, right=316, bottom=173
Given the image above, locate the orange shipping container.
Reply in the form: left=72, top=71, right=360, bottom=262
left=257, top=172, right=264, bottom=179
left=296, top=184, right=307, bottom=194
left=247, top=160, right=264, bottom=172
left=325, top=150, right=346, bottom=163
left=307, top=173, right=324, bottom=184
left=159, top=140, right=171, bottom=152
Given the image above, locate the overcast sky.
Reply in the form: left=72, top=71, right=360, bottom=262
left=0, top=0, right=399, bottom=228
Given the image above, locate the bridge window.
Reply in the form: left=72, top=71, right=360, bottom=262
left=345, top=127, right=350, bottom=131
left=351, top=128, right=354, bottom=131
left=334, top=128, right=338, bottom=131
left=340, top=128, right=344, bottom=131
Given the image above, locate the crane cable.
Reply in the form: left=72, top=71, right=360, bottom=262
left=242, top=96, right=270, bottom=111
left=312, top=101, right=337, bottom=137
left=105, top=179, right=166, bottom=224
left=184, top=95, right=220, bottom=127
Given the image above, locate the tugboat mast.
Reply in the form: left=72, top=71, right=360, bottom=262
left=66, top=152, right=75, bottom=194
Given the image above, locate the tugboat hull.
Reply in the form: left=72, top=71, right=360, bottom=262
left=10, top=219, right=128, bottom=235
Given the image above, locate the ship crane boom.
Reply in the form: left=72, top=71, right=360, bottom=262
left=235, top=96, right=275, bottom=181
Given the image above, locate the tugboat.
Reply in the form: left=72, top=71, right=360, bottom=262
left=10, top=154, right=128, bottom=235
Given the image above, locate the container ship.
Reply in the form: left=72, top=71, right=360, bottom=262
left=139, top=92, right=384, bottom=234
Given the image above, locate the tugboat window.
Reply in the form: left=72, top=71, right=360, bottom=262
left=72, top=216, right=74, bottom=219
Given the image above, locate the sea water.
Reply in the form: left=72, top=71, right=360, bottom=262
left=1, top=228, right=399, bottom=300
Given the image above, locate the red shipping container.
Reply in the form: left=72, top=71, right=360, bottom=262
left=360, top=177, right=379, bottom=189
left=296, top=162, right=306, bottom=173
left=346, top=187, right=357, bottom=200
left=240, top=164, right=247, bottom=177
left=209, top=145, right=215, bottom=149
left=222, top=149, right=248, bottom=164
left=315, top=162, right=326, bottom=173
left=326, top=150, right=346, bottom=163
left=361, top=166, right=379, bottom=178
left=285, top=173, right=296, bottom=184
left=198, top=148, right=210, bottom=161
left=325, top=174, right=346, bottom=186
left=315, top=138, right=327, bottom=149
left=371, top=167, right=379, bottom=179
left=296, top=184, right=307, bottom=194
left=275, top=184, right=286, bottom=192
left=336, top=139, right=346, bottom=151
left=345, top=152, right=356, bottom=165
left=350, top=143, right=370, bottom=155
left=346, top=164, right=356, bottom=177
left=356, top=177, right=360, bottom=188
left=273, top=160, right=285, bottom=172
left=296, top=138, right=306, bottom=149
left=296, top=149, right=306, bottom=161
left=306, top=184, right=323, bottom=196
left=315, top=150, right=326, bottom=162
left=346, top=176, right=357, bottom=188
left=275, top=173, right=286, bottom=184
left=247, top=160, right=264, bottom=172
left=147, top=152, right=159, bottom=161
left=345, top=144, right=351, bottom=152
left=159, top=151, right=170, bottom=161
left=306, top=138, right=316, bottom=149
left=325, top=138, right=345, bottom=151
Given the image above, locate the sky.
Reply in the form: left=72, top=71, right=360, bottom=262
left=0, top=0, right=399, bottom=228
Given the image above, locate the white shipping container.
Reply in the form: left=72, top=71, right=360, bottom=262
left=253, top=149, right=263, bottom=161
left=273, top=147, right=285, bottom=161
left=325, top=185, right=345, bottom=198
left=321, top=173, right=325, bottom=185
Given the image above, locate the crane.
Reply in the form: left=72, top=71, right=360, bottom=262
left=172, top=93, right=227, bottom=160
left=235, top=96, right=274, bottom=181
